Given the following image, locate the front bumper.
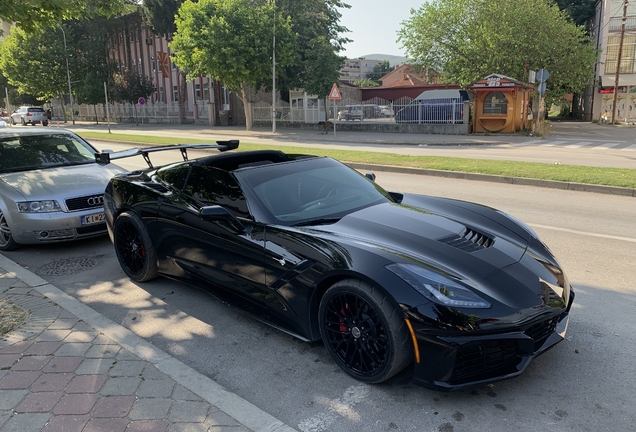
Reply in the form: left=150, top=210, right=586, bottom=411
left=9, top=208, right=108, bottom=244
left=407, top=290, right=574, bottom=391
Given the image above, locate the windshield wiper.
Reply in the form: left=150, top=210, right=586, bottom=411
left=293, top=217, right=342, bottom=227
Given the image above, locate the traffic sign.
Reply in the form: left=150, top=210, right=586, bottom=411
left=138, top=97, right=146, bottom=105
left=328, top=83, right=342, bottom=100
left=536, top=69, right=549, bottom=83
left=537, top=82, right=546, bottom=95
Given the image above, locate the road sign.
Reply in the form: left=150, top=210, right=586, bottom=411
left=138, top=97, right=146, bottom=105
left=537, top=82, right=547, bottom=95
left=328, top=83, right=342, bottom=100
left=536, top=69, right=549, bottom=83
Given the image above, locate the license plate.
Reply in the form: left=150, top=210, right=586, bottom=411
left=82, top=213, right=105, bottom=225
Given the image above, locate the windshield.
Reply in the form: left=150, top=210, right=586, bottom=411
left=0, top=133, right=97, bottom=173
left=235, top=157, right=391, bottom=225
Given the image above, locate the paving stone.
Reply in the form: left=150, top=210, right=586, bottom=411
left=206, top=407, right=242, bottom=427
left=56, top=310, right=76, bottom=319
left=35, top=329, right=72, bottom=342
left=108, top=360, right=146, bottom=377
left=85, top=344, right=120, bottom=358
left=91, top=334, right=116, bottom=345
left=15, top=391, right=64, bottom=413
left=100, top=376, right=141, bottom=396
left=0, top=341, right=34, bottom=354
left=168, top=400, right=210, bottom=423
left=0, top=354, right=20, bottom=369
left=126, top=420, right=169, bottom=432
left=63, top=331, right=98, bottom=343
left=47, top=319, right=77, bottom=330
left=65, top=374, right=108, bottom=393
left=171, top=385, right=202, bottom=401
left=53, top=393, right=101, bottom=415
left=129, top=398, right=172, bottom=420
left=0, top=389, right=29, bottom=410
left=42, top=414, right=90, bottom=432
left=141, top=365, right=167, bottom=380
left=1, top=412, right=51, bottom=431
left=115, top=348, right=141, bottom=361
left=24, top=341, right=63, bottom=355
left=137, top=379, right=175, bottom=398
left=208, top=427, right=251, bottom=432
left=91, top=395, right=136, bottom=418
left=0, top=370, right=42, bottom=389
left=76, top=358, right=115, bottom=375
left=30, top=373, right=73, bottom=392
left=10, top=355, right=50, bottom=371
left=54, top=342, right=91, bottom=356
left=0, top=410, right=11, bottom=429
left=83, top=417, right=128, bottom=432
left=167, top=423, right=209, bottom=432
left=42, top=356, right=83, bottom=373
left=71, top=321, right=95, bottom=332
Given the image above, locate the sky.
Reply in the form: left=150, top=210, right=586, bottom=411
left=338, top=0, right=427, bottom=59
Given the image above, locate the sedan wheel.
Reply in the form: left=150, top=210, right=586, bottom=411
left=113, top=211, right=158, bottom=282
left=20, top=118, right=26, bottom=126
left=10, top=117, right=16, bottom=125
left=319, top=279, right=413, bottom=383
left=0, top=210, right=19, bottom=251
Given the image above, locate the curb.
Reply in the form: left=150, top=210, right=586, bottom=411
left=345, top=163, right=636, bottom=197
left=0, top=254, right=297, bottom=432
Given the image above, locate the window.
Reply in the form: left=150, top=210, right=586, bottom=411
left=203, top=83, right=210, bottom=101
left=138, top=58, right=142, bottom=74
left=159, top=87, right=164, bottom=103
left=151, top=55, right=155, bottom=72
left=605, top=35, right=636, bottom=74
left=173, top=85, right=178, bottom=102
left=195, top=83, right=201, bottom=100
left=221, top=86, right=230, bottom=110
left=483, top=92, right=508, bottom=115
left=183, top=166, right=250, bottom=218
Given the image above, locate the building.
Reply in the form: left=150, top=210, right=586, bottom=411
left=338, top=58, right=383, bottom=83
left=378, top=64, right=440, bottom=87
left=591, top=0, right=636, bottom=122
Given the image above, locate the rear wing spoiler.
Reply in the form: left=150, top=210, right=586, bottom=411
left=95, top=140, right=239, bottom=168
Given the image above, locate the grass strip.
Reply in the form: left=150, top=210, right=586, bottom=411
left=80, top=131, right=636, bottom=189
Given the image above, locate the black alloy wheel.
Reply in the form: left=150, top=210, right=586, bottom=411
left=0, top=210, right=19, bottom=251
left=319, top=279, right=413, bottom=383
left=113, top=211, right=158, bottom=282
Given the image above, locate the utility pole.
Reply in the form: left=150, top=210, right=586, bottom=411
left=272, top=0, right=276, bottom=133
left=612, top=0, right=628, bottom=124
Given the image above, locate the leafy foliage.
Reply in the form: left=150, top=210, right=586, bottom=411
left=110, top=69, right=156, bottom=104
left=0, top=0, right=126, bottom=34
left=398, top=0, right=597, bottom=100
left=555, top=0, right=596, bottom=27
left=141, top=0, right=185, bottom=36
left=354, top=79, right=380, bottom=87
left=366, top=60, right=393, bottom=82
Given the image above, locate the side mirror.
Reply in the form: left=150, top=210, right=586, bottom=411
left=389, top=192, right=403, bottom=204
left=365, top=172, right=376, bottom=181
left=200, top=205, right=248, bottom=233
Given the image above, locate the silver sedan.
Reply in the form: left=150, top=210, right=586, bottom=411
left=0, top=128, right=127, bottom=251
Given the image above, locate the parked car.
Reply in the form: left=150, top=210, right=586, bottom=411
left=379, top=105, right=394, bottom=118
left=0, top=128, right=127, bottom=250
left=100, top=143, right=574, bottom=391
left=10, top=106, right=49, bottom=126
left=337, top=104, right=364, bottom=121
left=396, top=89, right=470, bottom=124
left=0, top=119, right=6, bottom=128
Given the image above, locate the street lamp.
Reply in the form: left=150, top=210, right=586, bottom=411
left=58, top=25, right=75, bottom=125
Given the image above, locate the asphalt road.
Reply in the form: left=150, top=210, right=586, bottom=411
left=3, top=168, right=635, bottom=432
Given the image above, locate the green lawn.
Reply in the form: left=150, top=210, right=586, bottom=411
left=80, top=132, right=636, bottom=189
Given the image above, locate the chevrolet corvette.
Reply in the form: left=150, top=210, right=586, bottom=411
left=100, top=142, right=573, bottom=391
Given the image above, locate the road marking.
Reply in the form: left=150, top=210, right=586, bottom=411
left=623, top=144, right=636, bottom=151
left=529, top=223, right=636, bottom=244
left=539, top=140, right=568, bottom=147
left=298, top=384, right=369, bottom=432
left=590, top=142, right=621, bottom=150
left=564, top=141, right=592, bottom=148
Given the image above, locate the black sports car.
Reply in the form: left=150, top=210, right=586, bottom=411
left=100, top=142, right=573, bottom=391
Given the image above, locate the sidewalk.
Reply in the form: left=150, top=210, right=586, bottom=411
left=0, top=254, right=296, bottom=432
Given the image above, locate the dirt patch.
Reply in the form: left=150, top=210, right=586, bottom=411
left=0, top=299, right=27, bottom=335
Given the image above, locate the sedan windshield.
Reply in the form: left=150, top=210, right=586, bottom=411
left=235, top=157, right=391, bottom=225
left=0, top=133, right=97, bottom=173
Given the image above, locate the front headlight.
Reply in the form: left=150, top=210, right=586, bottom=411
left=386, top=263, right=491, bottom=309
left=16, top=200, right=62, bottom=213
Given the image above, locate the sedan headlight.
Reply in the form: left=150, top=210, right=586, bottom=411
left=16, top=200, right=62, bottom=213
left=386, top=263, right=491, bottom=309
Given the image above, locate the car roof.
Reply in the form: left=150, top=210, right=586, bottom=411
left=0, top=128, right=78, bottom=139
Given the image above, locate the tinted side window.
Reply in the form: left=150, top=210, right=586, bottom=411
left=156, top=164, right=190, bottom=191
left=184, top=166, right=249, bottom=218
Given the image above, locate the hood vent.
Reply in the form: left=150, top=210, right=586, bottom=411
left=438, top=228, right=493, bottom=252
left=142, top=182, right=169, bottom=193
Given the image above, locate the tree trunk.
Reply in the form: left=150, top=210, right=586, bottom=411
left=240, top=85, right=253, bottom=131
left=59, top=93, right=68, bottom=124
left=94, top=105, right=99, bottom=124
left=180, top=71, right=188, bottom=122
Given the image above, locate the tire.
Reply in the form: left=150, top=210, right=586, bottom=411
left=0, top=209, right=20, bottom=251
left=319, top=278, right=413, bottom=383
left=42, top=120, right=48, bottom=126
left=20, top=117, right=25, bottom=126
left=113, top=211, right=158, bottom=282
left=10, top=117, right=15, bottom=125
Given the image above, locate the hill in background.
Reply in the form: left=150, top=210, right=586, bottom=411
left=357, top=54, right=408, bottom=66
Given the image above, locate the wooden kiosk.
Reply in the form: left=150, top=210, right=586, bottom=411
left=468, top=74, right=534, bottom=133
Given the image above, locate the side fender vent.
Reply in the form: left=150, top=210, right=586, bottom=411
left=438, top=228, right=494, bottom=252
left=141, top=182, right=169, bottom=193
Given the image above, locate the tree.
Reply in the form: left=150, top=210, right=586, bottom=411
left=398, top=0, right=597, bottom=101
left=110, top=69, right=156, bottom=124
left=555, top=0, right=596, bottom=28
left=171, top=0, right=296, bottom=130
left=275, top=0, right=351, bottom=98
left=0, top=25, right=78, bottom=122
left=366, top=60, right=392, bottom=82
left=354, top=79, right=380, bottom=87
left=1, top=0, right=125, bottom=34
left=141, top=0, right=184, bottom=36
